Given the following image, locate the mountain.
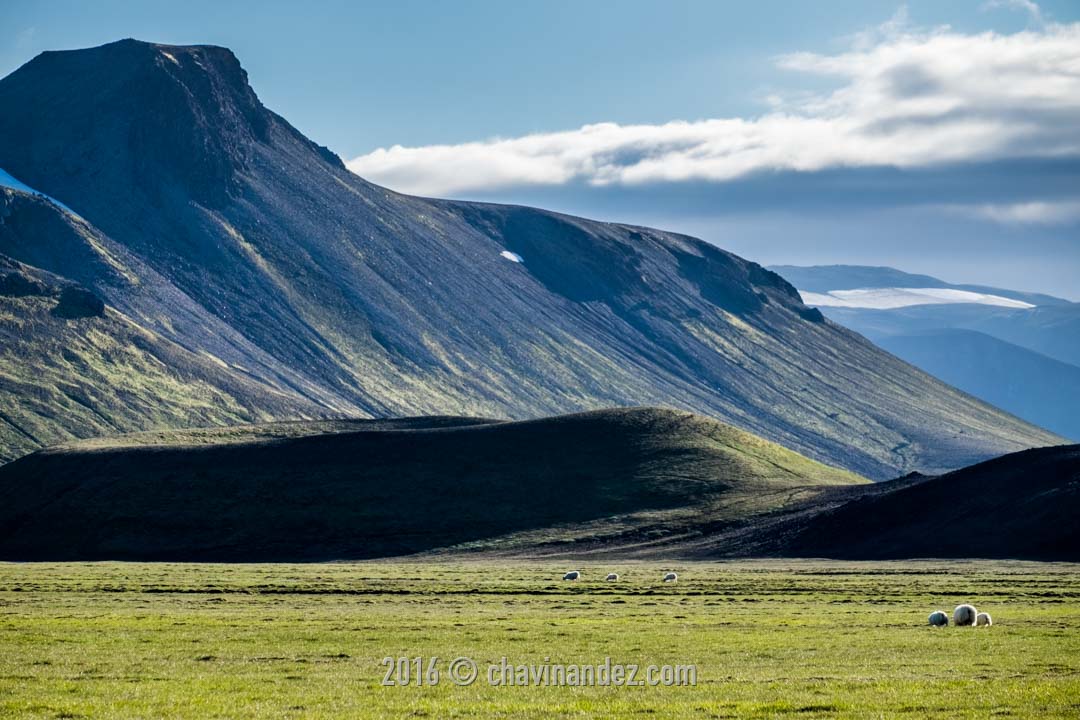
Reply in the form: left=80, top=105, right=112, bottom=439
left=875, top=330, right=1080, bottom=441
left=0, top=408, right=866, bottom=561
left=961, top=304, right=1080, bottom=369
left=0, top=40, right=1062, bottom=478
left=809, top=303, right=1080, bottom=370
left=0, top=407, right=1074, bottom=561
left=771, top=264, right=1080, bottom=440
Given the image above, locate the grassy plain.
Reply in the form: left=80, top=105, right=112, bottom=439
left=1, top=560, right=1078, bottom=718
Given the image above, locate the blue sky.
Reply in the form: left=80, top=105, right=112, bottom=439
left=3, top=0, right=1079, bottom=298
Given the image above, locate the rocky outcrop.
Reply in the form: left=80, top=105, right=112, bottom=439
left=52, top=286, right=105, bottom=319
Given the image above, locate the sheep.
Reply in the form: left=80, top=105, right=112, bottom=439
left=954, top=604, right=978, bottom=627
left=663, top=572, right=678, bottom=583
left=928, top=610, right=949, bottom=627
left=563, top=571, right=580, bottom=581
left=605, top=573, right=619, bottom=581
left=976, top=612, right=993, bottom=627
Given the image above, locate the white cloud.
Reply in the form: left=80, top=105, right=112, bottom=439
left=348, top=14, right=1080, bottom=198
left=951, top=200, right=1080, bottom=225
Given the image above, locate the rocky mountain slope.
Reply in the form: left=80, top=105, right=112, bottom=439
left=0, top=191, right=326, bottom=461
left=0, top=40, right=1062, bottom=477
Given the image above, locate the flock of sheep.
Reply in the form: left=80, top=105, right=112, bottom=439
left=564, top=572, right=994, bottom=628
left=562, top=570, right=678, bottom=583
left=929, top=604, right=993, bottom=627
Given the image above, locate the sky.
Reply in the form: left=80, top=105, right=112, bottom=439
left=2, top=0, right=1078, bottom=299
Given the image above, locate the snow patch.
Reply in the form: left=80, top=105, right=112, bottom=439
left=799, top=287, right=1034, bottom=310
left=500, top=250, right=524, bottom=263
left=0, top=167, right=81, bottom=219
left=160, top=50, right=180, bottom=66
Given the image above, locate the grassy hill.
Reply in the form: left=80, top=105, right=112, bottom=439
left=0, top=408, right=864, bottom=561
left=1, top=406, right=1075, bottom=561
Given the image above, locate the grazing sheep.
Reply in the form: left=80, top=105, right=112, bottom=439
left=663, top=572, right=678, bottom=583
left=954, top=604, right=978, bottom=627
left=928, top=611, right=949, bottom=627
left=605, top=573, right=619, bottom=581
left=976, top=612, right=993, bottom=627
left=563, top=571, right=580, bottom=581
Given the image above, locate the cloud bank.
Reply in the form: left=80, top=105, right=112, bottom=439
left=347, top=15, right=1080, bottom=206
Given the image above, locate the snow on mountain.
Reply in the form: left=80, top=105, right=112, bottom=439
left=800, top=287, right=1035, bottom=310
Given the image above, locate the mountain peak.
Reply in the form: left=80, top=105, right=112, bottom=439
left=0, top=38, right=276, bottom=209
left=27, top=38, right=256, bottom=104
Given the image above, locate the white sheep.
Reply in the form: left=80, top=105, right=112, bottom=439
left=928, top=610, right=949, bottom=627
left=663, top=572, right=678, bottom=583
left=976, top=612, right=993, bottom=627
left=954, top=604, right=978, bottom=627
left=605, top=573, right=619, bottom=581
left=563, top=571, right=580, bottom=581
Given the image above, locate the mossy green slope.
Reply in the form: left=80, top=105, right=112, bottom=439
left=0, top=276, right=320, bottom=464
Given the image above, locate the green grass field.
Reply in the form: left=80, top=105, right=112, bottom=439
left=2, top=560, right=1078, bottom=718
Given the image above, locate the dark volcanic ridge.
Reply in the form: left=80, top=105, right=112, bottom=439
left=780, top=443, right=1080, bottom=561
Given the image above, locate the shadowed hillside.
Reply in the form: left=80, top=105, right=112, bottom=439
left=1, top=407, right=1075, bottom=561
left=0, top=40, right=1062, bottom=477
left=781, top=444, right=1080, bottom=560
left=435, top=444, right=1080, bottom=562
left=0, top=408, right=865, bottom=561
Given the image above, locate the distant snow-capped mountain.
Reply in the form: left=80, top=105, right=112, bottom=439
left=771, top=264, right=1080, bottom=440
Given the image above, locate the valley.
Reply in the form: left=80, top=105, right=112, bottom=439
left=1, top=560, right=1077, bottom=719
